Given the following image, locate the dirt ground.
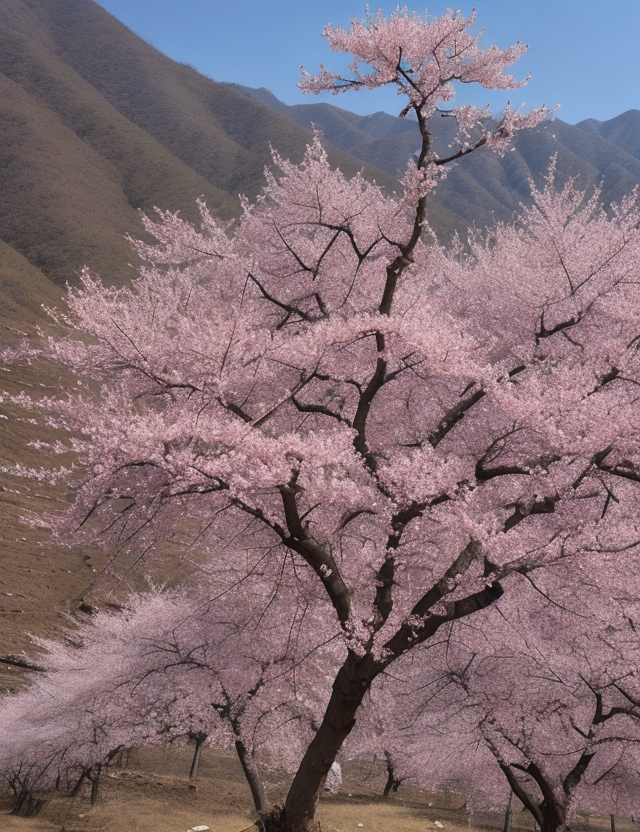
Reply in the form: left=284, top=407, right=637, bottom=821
left=0, top=360, right=219, bottom=695
left=1, top=746, right=634, bottom=832
left=0, top=746, right=480, bottom=832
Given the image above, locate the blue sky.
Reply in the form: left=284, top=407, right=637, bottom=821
left=95, top=0, right=639, bottom=125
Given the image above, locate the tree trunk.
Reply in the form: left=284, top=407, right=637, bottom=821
left=382, top=772, right=394, bottom=799
left=12, top=792, right=46, bottom=817
left=235, top=739, right=269, bottom=815
left=114, top=746, right=130, bottom=768
left=382, top=752, right=402, bottom=799
left=90, top=775, right=100, bottom=806
left=498, top=762, right=568, bottom=832
left=538, top=802, right=567, bottom=832
left=189, top=733, right=207, bottom=780
left=70, top=769, right=86, bottom=797
left=88, top=763, right=102, bottom=806
left=272, top=650, right=378, bottom=832
left=503, top=791, right=513, bottom=832
left=611, top=815, right=616, bottom=832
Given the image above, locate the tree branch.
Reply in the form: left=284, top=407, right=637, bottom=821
left=278, top=480, right=352, bottom=626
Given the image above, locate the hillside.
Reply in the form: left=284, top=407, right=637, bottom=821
left=0, top=0, right=421, bottom=303
left=2, top=0, right=639, bottom=310
left=577, top=110, right=640, bottom=161
left=233, top=84, right=640, bottom=228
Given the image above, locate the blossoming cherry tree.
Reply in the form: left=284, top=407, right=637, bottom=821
left=7, top=8, right=639, bottom=832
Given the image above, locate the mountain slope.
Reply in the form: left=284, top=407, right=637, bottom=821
left=1, top=0, right=639, bottom=310
left=234, top=84, right=640, bottom=228
left=0, top=0, right=411, bottom=302
left=0, top=0, right=239, bottom=292
left=577, top=110, right=640, bottom=163
left=26, top=0, right=402, bottom=196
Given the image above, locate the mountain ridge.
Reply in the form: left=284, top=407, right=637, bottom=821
left=0, top=0, right=408, bottom=307
left=231, top=82, right=640, bottom=223
left=0, top=0, right=638, bottom=334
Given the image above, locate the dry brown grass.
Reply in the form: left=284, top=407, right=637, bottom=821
left=1, top=747, right=634, bottom=832
left=0, top=746, right=474, bottom=832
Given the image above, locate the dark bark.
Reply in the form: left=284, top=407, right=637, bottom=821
left=539, top=800, right=567, bottom=832
left=189, top=733, right=207, bottom=780
left=70, top=769, right=87, bottom=797
left=235, top=739, right=269, bottom=815
left=11, top=792, right=46, bottom=817
left=498, top=763, right=545, bottom=830
left=267, top=650, right=379, bottom=832
left=263, top=559, right=503, bottom=831
left=503, top=791, right=513, bottom=832
left=90, top=774, right=100, bottom=806
left=382, top=751, right=403, bottom=799
left=499, top=761, right=568, bottom=832
left=278, top=483, right=352, bottom=627
left=87, top=763, right=102, bottom=806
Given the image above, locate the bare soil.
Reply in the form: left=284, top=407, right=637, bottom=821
left=0, top=359, right=216, bottom=694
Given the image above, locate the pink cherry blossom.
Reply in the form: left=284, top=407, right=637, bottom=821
left=4, top=8, right=638, bottom=832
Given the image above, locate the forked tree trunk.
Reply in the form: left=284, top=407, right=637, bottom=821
left=263, top=575, right=502, bottom=830
left=189, top=733, right=207, bottom=779
left=498, top=762, right=569, bottom=832
left=235, top=739, right=269, bottom=815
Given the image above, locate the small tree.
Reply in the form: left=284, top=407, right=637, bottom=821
left=0, top=663, right=133, bottom=814
left=7, top=8, right=640, bottom=832
left=103, top=587, right=330, bottom=813
left=27, top=584, right=334, bottom=813
left=359, top=573, right=640, bottom=832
